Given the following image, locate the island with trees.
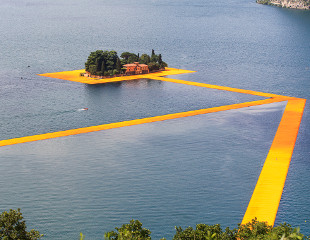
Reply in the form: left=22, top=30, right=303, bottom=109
left=83, top=49, right=168, bottom=78
left=257, top=0, right=310, bottom=9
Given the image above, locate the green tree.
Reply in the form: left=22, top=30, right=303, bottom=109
left=88, top=65, right=97, bottom=75
left=139, top=54, right=151, bottom=64
left=0, top=209, right=42, bottom=240
left=120, top=52, right=138, bottom=64
left=106, top=51, right=118, bottom=70
left=95, top=58, right=102, bottom=74
left=116, top=58, right=122, bottom=73
left=173, top=224, right=234, bottom=240
left=158, top=54, right=162, bottom=65
left=150, top=55, right=158, bottom=63
left=85, top=50, right=104, bottom=74
left=161, top=61, right=168, bottom=68
left=85, top=50, right=120, bottom=76
left=120, top=52, right=132, bottom=62
left=105, top=220, right=151, bottom=240
left=106, top=60, right=115, bottom=71
left=127, top=54, right=138, bottom=64
left=120, top=59, right=127, bottom=66
left=148, top=62, right=160, bottom=72
left=236, top=218, right=272, bottom=239
left=157, top=54, right=168, bottom=69
left=172, top=218, right=306, bottom=240
left=101, top=60, right=106, bottom=73
left=270, top=223, right=302, bottom=240
left=150, top=49, right=158, bottom=63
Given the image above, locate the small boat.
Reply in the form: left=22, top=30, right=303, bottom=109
left=77, top=108, right=88, bottom=111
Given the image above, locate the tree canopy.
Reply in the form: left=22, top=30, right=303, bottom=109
left=173, top=218, right=307, bottom=240
left=104, top=220, right=151, bottom=240
left=85, top=50, right=120, bottom=76
left=0, top=209, right=42, bottom=240
left=103, top=218, right=308, bottom=240
left=85, top=49, right=168, bottom=76
left=1, top=209, right=308, bottom=240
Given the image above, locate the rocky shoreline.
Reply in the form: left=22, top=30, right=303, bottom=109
left=257, top=0, right=310, bottom=9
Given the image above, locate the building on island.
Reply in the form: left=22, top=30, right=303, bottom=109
left=123, top=62, right=149, bottom=75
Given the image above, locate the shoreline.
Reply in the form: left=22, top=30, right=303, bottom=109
left=257, top=0, right=310, bottom=10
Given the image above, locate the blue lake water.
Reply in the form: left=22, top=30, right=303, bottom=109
left=0, top=0, right=309, bottom=239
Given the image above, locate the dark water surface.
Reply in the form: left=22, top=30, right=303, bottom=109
left=0, top=0, right=309, bottom=239
left=0, top=78, right=264, bottom=140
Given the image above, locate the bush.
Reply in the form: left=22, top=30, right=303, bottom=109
left=148, top=62, right=160, bottom=72
left=113, top=69, right=119, bottom=75
left=102, top=218, right=308, bottom=240
left=3, top=209, right=307, bottom=240
left=0, top=209, right=42, bottom=240
left=173, top=218, right=307, bottom=240
left=104, top=219, right=151, bottom=240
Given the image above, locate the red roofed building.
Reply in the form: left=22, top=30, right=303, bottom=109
left=123, top=62, right=149, bottom=75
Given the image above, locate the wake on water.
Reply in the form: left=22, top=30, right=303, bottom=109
left=77, top=108, right=88, bottom=112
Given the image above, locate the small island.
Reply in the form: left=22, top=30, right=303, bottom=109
left=257, top=0, right=310, bottom=9
left=83, top=50, right=168, bottom=78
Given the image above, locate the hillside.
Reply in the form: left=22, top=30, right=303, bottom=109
left=257, top=0, right=310, bottom=9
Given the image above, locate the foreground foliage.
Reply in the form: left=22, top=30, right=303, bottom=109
left=1, top=209, right=308, bottom=239
left=104, top=218, right=308, bottom=240
left=104, top=220, right=151, bottom=240
left=0, top=209, right=42, bottom=240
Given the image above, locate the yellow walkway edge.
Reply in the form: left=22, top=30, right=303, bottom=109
left=0, top=98, right=284, bottom=147
left=37, top=68, right=195, bottom=84
left=151, top=76, right=291, bottom=99
left=241, top=98, right=306, bottom=226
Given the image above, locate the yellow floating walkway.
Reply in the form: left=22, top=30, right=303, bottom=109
left=151, top=76, right=289, bottom=99
left=4, top=68, right=307, bottom=227
left=38, top=68, right=195, bottom=84
left=0, top=98, right=284, bottom=147
left=242, top=98, right=306, bottom=225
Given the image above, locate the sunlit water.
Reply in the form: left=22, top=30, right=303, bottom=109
left=0, top=0, right=309, bottom=239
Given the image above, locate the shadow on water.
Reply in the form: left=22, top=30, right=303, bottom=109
left=84, top=79, right=162, bottom=93
left=83, top=79, right=163, bottom=111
